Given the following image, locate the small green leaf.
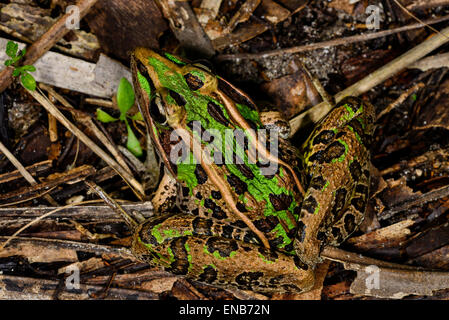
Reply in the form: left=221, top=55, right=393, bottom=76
left=6, top=41, right=18, bottom=58
left=117, top=77, right=135, bottom=115
left=126, top=121, right=143, bottom=157
left=129, top=112, right=144, bottom=121
left=20, top=72, right=36, bottom=90
left=96, top=108, right=118, bottom=123
left=4, top=59, right=12, bottom=67
left=12, top=69, right=20, bottom=77
left=21, top=65, right=36, bottom=72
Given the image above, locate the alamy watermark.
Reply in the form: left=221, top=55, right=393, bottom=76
left=364, top=265, right=380, bottom=293
left=168, top=121, right=280, bottom=175
left=65, top=5, right=80, bottom=30
left=65, top=265, right=80, bottom=290
left=365, top=4, right=384, bottom=30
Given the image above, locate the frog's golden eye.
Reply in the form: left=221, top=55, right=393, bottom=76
left=149, top=94, right=167, bottom=125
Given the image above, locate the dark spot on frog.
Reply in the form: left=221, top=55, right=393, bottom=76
left=308, top=150, right=324, bottom=163
left=198, top=266, right=217, bottom=283
left=317, top=231, right=327, bottom=241
left=204, top=198, right=214, bottom=209
left=211, top=190, right=222, bottom=199
left=312, top=130, right=335, bottom=146
left=206, top=236, right=238, bottom=258
left=182, top=186, right=190, bottom=197
left=283, top=242, right=294, bottom=252
left=191, top=208, right=199, bottom=216
left=167, top=237, right=189, bottom=275
left=236, top=202, right=247, bottom=212
left=168, top=89, right=186, bottom=106
left=294, top=206, right=301, bottom=217
left=212, top=205, right=227, bottom=220
left=348, top=117, right=364, bottom=138
left=243, top=231, right=258, bottom=244
left=253, top=216, right=279, bottom=233
left=269, top=236, right=284, bottom=248
left=235, top=272, right=264, bottom=288
left=351, top=197, right=366, bottom=212
left=269, top=193, right=293, bottom=211
left=180, top=204, right=188, bottom=211
left=235, top=162, right=255, bottom=180
left=344, top=214, right=356, bottom=234
left=302, top=196, right=318, bottom=214
left=309, top=176, right=326, bottom=190
left=195, top=192, right=202, bottom=200
left=293, top=256, right=309, bottom=270
left=322, top=141, right=346, bottom=163
left=296, top=221, right=306, bottom=243
left=232, top=220, right=248, bottom=228
left=195, top=164, right=208, bottom=184
left=332, top=188, right=348, bottom=218
left=221, top=225, right=234, bottom=240
left=227, top=174, right=248, bottom=195
left=184, top=73, right=204, bottom=90
left=349, top=160, right=362, bottom=181
left=207, top=101, right=230, bottom=127
left=192, top=217, right=213, bottom=236
left=257, top=247, right=279, bottom=262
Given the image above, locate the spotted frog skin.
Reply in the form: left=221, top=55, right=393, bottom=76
left=129, top=48, right=375, bottom=294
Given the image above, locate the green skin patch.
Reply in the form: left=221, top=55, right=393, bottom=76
left=147, top=56, right=300, bottom=250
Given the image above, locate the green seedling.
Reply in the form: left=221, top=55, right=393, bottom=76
left=4, top=41, right=36, bottom=91
left=97, top=77, right=143, bottom=157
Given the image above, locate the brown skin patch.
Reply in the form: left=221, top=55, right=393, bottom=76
left=184, top=73, right=204, bottom=90
left=269, top=193, right=293, bottom=211
left=207, top=101, right=230, bottom=126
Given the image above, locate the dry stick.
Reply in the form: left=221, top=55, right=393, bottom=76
left=216, top=15, right=449, bottom=61
left=26, top=89, right=145, bottom=199
left=376, top=82, right=425, bottom=120
left=0, top=0, right=98, bottom=93
left=40, top=83, right=133, bottom=176
left=289, top=25, right=449, bottom=136
left=0, top=140, right=58, bottom=206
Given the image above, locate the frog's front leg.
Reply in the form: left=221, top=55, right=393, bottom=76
left=294, top=97, right=375, bottom=267
left=151, top=172, right=178, bottom=215
left=131, top=214, right=315, bottom=294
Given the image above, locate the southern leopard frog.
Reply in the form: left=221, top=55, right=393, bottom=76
left=128, top=47, right=375, bottom=294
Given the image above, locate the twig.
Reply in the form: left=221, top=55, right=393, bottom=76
left=216, top=15, right=449, bottom=61
left=0, top=0, right=98, bottom=93
left=40, top=83, right=133, bottom=176
left=0, top=200, right=100, bottom=250
left=376, top=82, right=425, bottom=120
left=392, top=0, right=449, bottom=40
left=289, top=25, right=449, bottom=135
left=26, top=88, right=145, bottom=199
left=0, top=140, right=58, bottom=206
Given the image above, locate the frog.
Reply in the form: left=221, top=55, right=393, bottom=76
left=128, top=47, right=375, bottom=294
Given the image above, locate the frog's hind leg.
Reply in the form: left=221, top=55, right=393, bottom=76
left=132, top=214, right=315, bottom=294
left=324, top=172, right=370, bottom=246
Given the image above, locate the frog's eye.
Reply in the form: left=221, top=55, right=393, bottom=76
left=149, top=94, right=167, bottom=124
